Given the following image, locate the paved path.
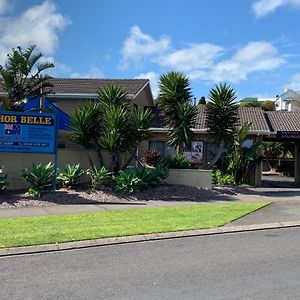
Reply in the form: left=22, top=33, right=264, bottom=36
left=0, top=200, right=208, bottom=218
left=1, top=227, right=300, bottom=299
left=1, top=187, right=300, bottom=226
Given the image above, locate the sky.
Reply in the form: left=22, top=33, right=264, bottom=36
left=0, top=0, right=300, bottom=100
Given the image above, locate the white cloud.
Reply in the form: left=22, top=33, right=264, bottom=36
left=120, top=25, right=170, bottom=69
left=284, top=73, right=300, bottom=91
left=120, top=27, right=285, bottom=87
left=156, top=43, right=223, bottom=72
left=70, top=66, right=105, bottom=79
left=44, top=56, right=104, bottom=79
left=252, top=0, right=300, bottom=18
left=135, top=71, right=159, bottom=98
left=0, top=1, right=70, bottom=64
left=0, top=0, right=8, bottom=14
left=198, top=41, right=285, bottom=83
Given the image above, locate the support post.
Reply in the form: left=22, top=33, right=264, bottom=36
left=53, top=112, right=58, bottom=192
left=254, top=136, right=263, bottom=187
left=294, top=141, right=300, bottom=185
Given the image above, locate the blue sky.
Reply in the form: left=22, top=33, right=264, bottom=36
left=1, top=0, right=300, bottom=100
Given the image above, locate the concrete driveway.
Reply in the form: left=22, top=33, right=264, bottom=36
left=262, top=175, right=299, bottom=188
left=228, top=199, right=300, bottom=226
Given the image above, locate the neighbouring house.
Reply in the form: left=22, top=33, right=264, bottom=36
left=240, top=89, right=300, bottom=112
left=275, top=89, right=300, bottom=111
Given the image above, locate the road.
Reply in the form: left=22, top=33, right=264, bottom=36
left=1, top=228, right=300, bottom=300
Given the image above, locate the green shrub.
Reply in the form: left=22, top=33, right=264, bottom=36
left=0, top=166, right=8, bottom=191
left=133, top=166, right=168, bottom=187
left=26, top=187, right=42, bottom=198
left=114, top=170, right=141, bottom=194
left=86, top=166, right=111, bottom=189
left=162, top=154, right=191, bottom=169
left=143, top=149, right=161, bottom=167
left=212, top=169, right=235, bottom=186
left=114, top=166, right=168, bottom=194
left=133, top=167, right=157, bottom=189
left=21, top=162, right=54, bottom=197
left=57, top=163, right=84, bottom=188
left=150, top=165, right=169, bottom=183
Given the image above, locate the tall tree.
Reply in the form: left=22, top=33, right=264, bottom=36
left=198, top=96, right=206, bottom=105
left=70, top=85, right=153, bottom=172
left=158, top=71, right=197, bottom=154
left=0, top=45, right=54, bottom=111
left=97, top=85, right=153, bottom=171
left=69, top=101, right=103, bottom=166
left=206, top=83, right=239, bottom=167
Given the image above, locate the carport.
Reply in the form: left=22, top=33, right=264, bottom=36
left=255, top=111, right=300, bottom=187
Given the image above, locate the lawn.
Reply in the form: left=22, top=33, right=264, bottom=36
left=0, top=202, right=270, bottom=248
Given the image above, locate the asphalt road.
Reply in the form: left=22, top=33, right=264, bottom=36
left=1, top=228, right=300, bottom=300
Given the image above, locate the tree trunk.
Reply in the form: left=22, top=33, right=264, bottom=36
left=177, top=143, right=184, bottom=155
left=122, top=149, right=147, bottom=170
left=86, top=150, right=94, bottom=168
left=205, top=140, right=225, bottom=169
left=96, top=149, right=104, bottom=167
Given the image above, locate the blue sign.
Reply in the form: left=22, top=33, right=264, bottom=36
left=0, top=111, right=57, bottom=154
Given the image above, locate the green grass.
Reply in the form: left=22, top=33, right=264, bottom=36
left=0, top=202, right=270, bottom=248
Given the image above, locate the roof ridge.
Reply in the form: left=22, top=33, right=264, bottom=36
left=49, top=78, right=148, bottom=81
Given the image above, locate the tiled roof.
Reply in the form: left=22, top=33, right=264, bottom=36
left=238, top=107, right=270, bottom=132
left=0, top=78, right=149, bottom=96
left=195, top=106, right=208, bottom=130
left=151, top=106, right=270, bottom=132
left=266, top=111, right=300, bottom=132
left=197, top=107, right=270, bottom=131
left=147, top=106, right=165, bottom=128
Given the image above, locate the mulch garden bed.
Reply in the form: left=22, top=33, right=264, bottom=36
left=0, top=184, right=251, bottom=209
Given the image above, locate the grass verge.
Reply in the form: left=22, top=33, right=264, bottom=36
left=0, top=202, right=270, bottom=248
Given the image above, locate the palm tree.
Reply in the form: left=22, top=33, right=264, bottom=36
left=0, top=45, right=54, bottom=111
left=69, top=101, right=103, bottom=166
left=158, top=71, right=197, bottom=154
left=70, top=85, right=153, bottom=171
left=206, top=83, right=239, bottom=167
left=97, top=85, right=153, bottom=172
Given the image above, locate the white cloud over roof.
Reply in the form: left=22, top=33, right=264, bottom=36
left=120, top=25, right=170, bottom=69
left=122, top=27, right=285, bottom=85
left=252, top=0, right=300, bottom=18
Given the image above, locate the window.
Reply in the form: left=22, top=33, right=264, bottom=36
left=242, top=139, right=253, bottom=148
left=149, top=141, right=176, bottom=157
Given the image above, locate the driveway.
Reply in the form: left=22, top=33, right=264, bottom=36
left=262, top=175, right=299, bottom=188
left=228, top=200, right=300, bottom=226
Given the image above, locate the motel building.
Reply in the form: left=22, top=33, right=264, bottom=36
left=1, top=78, right=300, bottom=189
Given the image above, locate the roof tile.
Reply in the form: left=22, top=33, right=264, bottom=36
left=0, top=78, right=149, bottom=96
left=266, top=111, right=300, bottom=132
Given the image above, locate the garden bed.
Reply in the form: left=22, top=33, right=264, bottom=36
left=0, top=184, right=247, bottom=208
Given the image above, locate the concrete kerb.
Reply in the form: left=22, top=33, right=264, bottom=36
left=1, top=221, right=300, bottom=258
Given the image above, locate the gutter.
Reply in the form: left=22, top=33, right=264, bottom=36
left=150, top=128, right=271, bottom=136
left=0, top=92, right=135, bottom=100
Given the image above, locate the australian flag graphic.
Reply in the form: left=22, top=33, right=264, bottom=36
left=4, top=124, right=21, bottom=135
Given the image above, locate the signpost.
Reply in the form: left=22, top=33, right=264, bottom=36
left=0, top=111, right=58, bottom=191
